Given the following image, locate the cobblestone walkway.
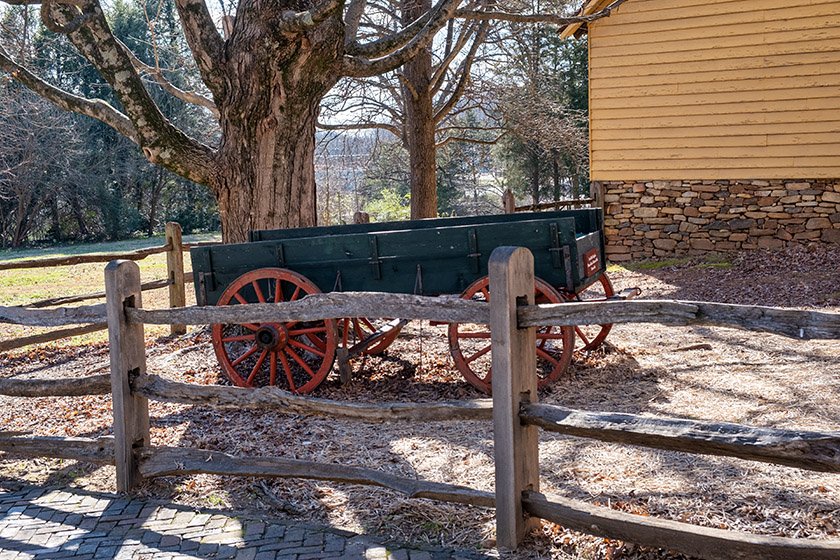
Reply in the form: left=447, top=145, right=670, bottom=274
left=0, top=486, right=496, bottom=560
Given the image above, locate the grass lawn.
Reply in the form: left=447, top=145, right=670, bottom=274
left=0, top=233, right=221, bottom=347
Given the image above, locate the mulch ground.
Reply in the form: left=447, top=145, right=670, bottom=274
left=1, top=243, right=839, bottom=559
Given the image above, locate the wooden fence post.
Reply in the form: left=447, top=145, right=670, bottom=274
left=489, top=246, right=540, bottom=549
left=105, top=260, right=150, bottom=492
left=590, top=181, right=604, bottom=211
left=165, top=222, right=186, bottom=335
left=502, top=189, right=516, bottom=214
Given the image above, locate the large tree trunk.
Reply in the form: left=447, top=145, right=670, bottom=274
left=213, top=1, right=345, bottom=243
left=403, top=0, right=438, bottom=220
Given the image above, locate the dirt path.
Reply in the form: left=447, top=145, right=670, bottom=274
left=1, top=244, right=839, bottom=559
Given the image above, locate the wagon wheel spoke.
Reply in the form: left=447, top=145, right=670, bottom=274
left=449, top=275, right=573, bottom=393
left=571, top=273, right=615, bottom=353
left=229, top=292, right=261, bottom=330
left=465, top=344, right=492, bottom=364
left=274, top=279, right=284, bottom=302
left=536, top=346, right=561, bottom=366
left=212, top=268, right=337, bottom=393
left=222, top=333, right=256, bottom=343
left=247, top=350, right=269, bottom=385
left=288, top=325, right=328, bottom=337
left=574, top=326, right=591, bottom=348
left=288, top=338, right=326, bottom=358
left=340, top=319, right=351, bottom=346
left=285, top=346, right=316, bottom=378
left=357, top=318, right=376, bottom=332
left=457, top=331, right=491, bottom=339
left=278, top=351, right=297, bottom=392
left=231, top=345, right=259, bottom=367
left=537, top=331, right=568, bottom=341
left=252, top=281, right=266, bottom=303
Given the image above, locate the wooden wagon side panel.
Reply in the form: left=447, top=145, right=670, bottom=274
left=193, top=210, right=607, bottom=306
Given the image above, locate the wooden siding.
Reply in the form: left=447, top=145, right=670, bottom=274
left=586, top=0, right=840, bottom=181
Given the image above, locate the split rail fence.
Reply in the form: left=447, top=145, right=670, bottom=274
left=0, top=222, right=205, bottom=350
left=1, top=247, right=840, bottom=558
left=501, top=189, right=595, bottom=214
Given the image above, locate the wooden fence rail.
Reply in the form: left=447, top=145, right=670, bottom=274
left=0, top=374, right=111, bottom=397
left=137, top=446, right=495, bottom=507
left=520, top=403, right=840, bottom=473
left=486, top=247, right=840, bottom=557
left=0, top=435, right=114, bottom=465
left=132, top=373, right=493, bottom=422
left=0, top=323, right=108, bottom=352
left=0, top=304, right=107, bottom=326
left=0, top=222, right=191, bottom=349
left=125, top=295, right=840, bottom=341
left=500, top=189, right=594, bottom=214
left=1, top=247, right=839, bottom=559
left=521, top=491, right=840, bottom=560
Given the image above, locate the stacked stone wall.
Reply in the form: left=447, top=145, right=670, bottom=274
left=597, top=180, right=840, bottom=262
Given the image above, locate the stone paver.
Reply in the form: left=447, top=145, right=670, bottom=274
left=0, top=486, right=496, bottom=559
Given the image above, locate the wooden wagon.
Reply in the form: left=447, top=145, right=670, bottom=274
left=191, top=209, right=636, bottom=393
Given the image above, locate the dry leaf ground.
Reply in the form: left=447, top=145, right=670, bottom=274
left=1, top=243, right=839, bottom=560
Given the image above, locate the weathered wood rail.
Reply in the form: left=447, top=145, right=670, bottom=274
left=0, top=222, right=190, bottom=349
left=501, top=188, right=594, bottom=214
left=0, top=246, right=839, bottom=559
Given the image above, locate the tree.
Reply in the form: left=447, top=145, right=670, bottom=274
left=319, top=0, right=501, bottom=219
left=0, top=0, right=626, bottom=242
left=494, top=3, right=590, bottom=205
left=0, top=86, right=81, bottom=247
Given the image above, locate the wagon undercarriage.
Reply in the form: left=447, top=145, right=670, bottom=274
left=192, top=210, right=638, bottom=394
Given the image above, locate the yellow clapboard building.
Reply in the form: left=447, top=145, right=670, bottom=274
left=562, top=0, right=840, bottom=259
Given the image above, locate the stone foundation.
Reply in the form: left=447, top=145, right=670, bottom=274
left=597, top=179, right=840, bottom=261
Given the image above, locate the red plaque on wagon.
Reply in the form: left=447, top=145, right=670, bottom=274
left=584, top=248, right=600, bottom=277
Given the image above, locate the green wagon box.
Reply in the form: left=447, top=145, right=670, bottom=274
left=190, top=209, right=627, bottom=394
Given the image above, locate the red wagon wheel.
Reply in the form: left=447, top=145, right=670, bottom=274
left=211, top=268, right=337, bottom=393
left=448, top=276, right=575, bottom=394
left=339, top=317, right=403, bottom=355
left=567, top=272, right=614, bottom=353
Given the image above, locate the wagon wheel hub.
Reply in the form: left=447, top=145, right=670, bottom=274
left=255, top=324, right=288, bottom=351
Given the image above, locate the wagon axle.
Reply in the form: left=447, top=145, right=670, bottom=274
left=193, top=209, right=625, bottom=394
left=255, top=324, right=288, bottom=352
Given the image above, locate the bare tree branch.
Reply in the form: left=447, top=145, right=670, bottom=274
left=341, top=0, right=460, bottom=77
left=433, top=20, right=486, bottom=124
left=117, top=38, right=220, bottom=118
left=429, top=20, right=475, bottom=95
left=40, top=0, right=94, bottom=33
left=343, top=0, right=367, bottom=43
left=2, top=0, right=86, bottom=6
left=455, top=0, right=632, bottom=26
left=343, top=2, right=435, bottom=58
left=317, top=121, right=401, bottom=137
left=46, top=0, right=217, bottom=186
left=172, top=0, right=225, bottom=95
left=435, top=130, right=507, bottom=148
left=0, top=42, right=139, bottom=143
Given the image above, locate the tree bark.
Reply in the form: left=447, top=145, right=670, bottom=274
left=402, top=0, right=438, bottom=220
left=212, top=1, right=346, bottom=243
